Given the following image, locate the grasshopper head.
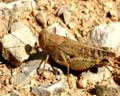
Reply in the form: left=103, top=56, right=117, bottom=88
left=39, top=30, right=48, bottom=49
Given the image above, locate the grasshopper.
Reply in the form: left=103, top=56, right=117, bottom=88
left=38, top=30, right=120, bottom=88
left=38, top=30, right=118, bottom=72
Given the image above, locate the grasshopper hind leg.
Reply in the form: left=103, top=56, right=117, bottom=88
left=54, top=51, right=72, bottom=88
left=59, top=51, right=72, bottom=88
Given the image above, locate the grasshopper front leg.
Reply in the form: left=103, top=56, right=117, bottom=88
left=37, top=54, right=50, bottom=75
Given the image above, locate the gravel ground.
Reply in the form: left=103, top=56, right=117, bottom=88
left=1, top=0, right=120, bottom=96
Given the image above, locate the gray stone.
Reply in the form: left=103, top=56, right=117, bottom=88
left=11, top=55, right=42, bottom=87
left=0, top=0, right=37, bottom=12
left=78, top=67, right=113, bottom=88
left=1, top=22, right=37, bottom=66
left=87, top=22, right=120, bottom=56
left=11, top=50, right=57, bottom=87
left=0, top=0, right=37, bottom=22
left=96, top=84, right=120, bottom=96
left=31, top=79, right=67, bottom=96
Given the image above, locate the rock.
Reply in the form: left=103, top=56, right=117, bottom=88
left=11, top=49, right=61, bottom=87
left=0, top=0, right=38, bottom=66
left=42, top=71, right=55, bottom=80
left=61, top=89, right=91, bottom=96
left=68, top=74, right=77, bottom=89
left=1, top=22, right=37, bottom=66
left=47, top=23, right=67, bottom=36
left=1, top=0, right=36, bottom=12
left=0, top=0, right=37, bottom=20
left=63, top=11, right=72, bottom=25
left=11, top=51, right=44, bottom=87
left=68, top=21, right=76, bottom=29
left=78, top=67, right=112, bottom=88
left=57, top=5, right=74, bottom=28
left=10, top=89, right=20, bottom=96
left=31, top=79, right=67, bottom=96
left=57, top=5, right=71, bottom=16
left=47, top=23, right=76, bottom=41
left=103, top=2, right=117, bottom=19
left=95, top=84, right=120, bottom=96
left=87, top=22, right=120, bottom=56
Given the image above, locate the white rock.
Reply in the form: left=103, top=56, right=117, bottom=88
left=0, top=0, right=37, bottom=19
left=78, top=67, right=112, bottom=88
left=0, top=0, right=36, bottom=11
left=63, top=11, right=71, bottom=25
left=68, top=21, right=76, bottom=29
left=47, top=23, right=67, bottom=36
left=11, top=22, right=37, bottom=47
left=31, top=79, right=67, bottom=96
left=10, top=90, right=20, bottom=96
left=47, top=23, right=76, bottom=41
left=57, top=5, right=71, bottom=16
left=1, top=22, right=37, bottom=66
left=87, top=22, right=120, bottom=56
